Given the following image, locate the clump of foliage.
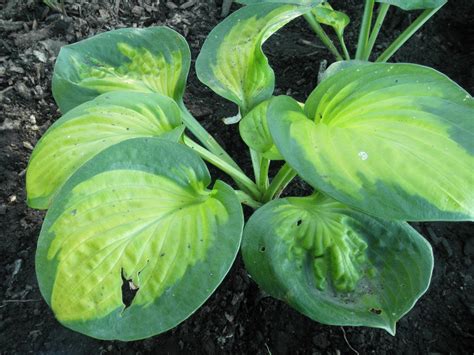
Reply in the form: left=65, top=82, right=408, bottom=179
left=27, top=0, right=473, bottom=340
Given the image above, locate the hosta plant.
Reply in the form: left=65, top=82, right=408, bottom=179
left=27, top=0, right=473, bottom=340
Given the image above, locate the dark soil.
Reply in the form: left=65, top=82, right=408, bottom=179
left=1, top=0, right=473, bottom=353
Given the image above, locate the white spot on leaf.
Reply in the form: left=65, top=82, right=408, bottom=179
left=358, top=151, right=368, bottom=161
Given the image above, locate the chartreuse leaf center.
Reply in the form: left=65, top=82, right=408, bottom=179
left=275, top=194, right=371, bottom=292
left=36, top=138, right=243, bottom=340
left=78, top=43, right=183, bottom=99
left=26, top=91, right=183, bottom=209
left=196, top=3, right=315, bottom=112
left=53, top=27, right=190, bottom=112
left=268, top=63, right=474, bottom=221
left=48, top=169, right=223, bottom=321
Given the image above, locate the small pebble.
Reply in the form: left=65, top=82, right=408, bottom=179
left=15, top=82, right=31, bottom=99
left=33, top=50, right=47, bottom=63
left=131, top=6, right=144, bottom=16
left=166, top=1, right=178, bottom=9
left=9, top=65, right=24, bottom=74
left=23, top=141, right=34, bottom=150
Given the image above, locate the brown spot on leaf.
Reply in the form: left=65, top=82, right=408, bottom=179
left=370, top=308, right=382, bottom=315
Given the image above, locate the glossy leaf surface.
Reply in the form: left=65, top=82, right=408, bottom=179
left=36, top=138, right=244, bottom=340
left=27, top=92, right=184, bottom=209
left=375, top=0, right=447, bottom=10
left=268, top=63, right=474, bottom=221
left=53, top=27, right=190, bottom=113
left=239, top=99, right=282, bottom=160
left=196, top=3, right=315, bottom=112
left=242, top=194, right=433, bottom=334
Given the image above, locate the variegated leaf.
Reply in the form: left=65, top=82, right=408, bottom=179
left=36, top=138, right=243, bottom=340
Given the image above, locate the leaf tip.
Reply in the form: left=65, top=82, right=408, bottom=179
left=385, top=322, right=397, bottom=336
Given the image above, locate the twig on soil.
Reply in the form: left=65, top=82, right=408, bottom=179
left=2, top=299, right=41, bottom=303
left=298, top=38, right=326, bottom=49
left=340, top=327, right=360, bottom=355
left=114, top=0, right=121, bottom=16
left=0, top=86, right=14, bottom=95
left=0, top=19, right=25, bottom=32
left=181, top=0, right=197, bottom=9
left=1, top=299, right=42, bottom=308
left=43, top=0, right=67, bottom=16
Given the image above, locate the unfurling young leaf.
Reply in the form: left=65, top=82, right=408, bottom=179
left=239, top=99, right=283, bottom=160
left=36, top=138, right=244, bottom=340
left=268, top=63, right=474, bottom=221
left=312, top=2, right=350, bottom=38
left=26, top=92, right=184, bottom=209
left=52, top=27, right=190, bottom=113
left=242, top=193, right=433, bottom=334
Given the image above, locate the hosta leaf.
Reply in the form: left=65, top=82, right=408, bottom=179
left=196, top=3, right=316, bottom=113
left=36, top=138, right=243, bottom=340
left=26, top=91, right=184, bottom=209
left=239, top=99, right=282, bottom=160
left=312, top=2, right=350, bottom=37
left=242, top=193, right=433, bottom=334
left=268, top=63, right=474, bottom=221
left=53, top=27, right=190, bottom=113
left=375, top=0, right=447, bottom=10
left=319, top=60, right=370, bottom=83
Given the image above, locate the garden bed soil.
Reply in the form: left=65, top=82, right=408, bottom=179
left=1, top=0, right=473, bottom=353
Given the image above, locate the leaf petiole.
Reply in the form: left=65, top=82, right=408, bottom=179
left=303, top=13, right=344, bottom=61
left=263, top=163, right=297, bottom=202
left=183, top=136, right=261, bottom=200
left=250, top=149, right=261, bottom=186
left=364, top=3, right=390, bottom=60
left=179, top=102, right=243, bottom=173
left=376, top=6, right=444, bottom=62
left=250, top=149, right=270, bottom=193
left=337, top=33, right=351, bottom=60
left=259, top=157, right=270, bottom=192
left=235, top=190, right=263, bottom=209
left=355, top=0, right=375, bottom=60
